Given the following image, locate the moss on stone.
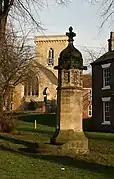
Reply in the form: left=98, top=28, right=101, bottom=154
left=55, top=130, right=87, bottom=144
left=50, top=130, right=89, bottom=154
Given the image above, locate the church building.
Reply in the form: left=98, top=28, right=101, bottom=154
left=6, top=34, right=91, bottom=118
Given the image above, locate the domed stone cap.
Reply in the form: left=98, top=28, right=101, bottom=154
left=58, top=26, right=83, bottom=69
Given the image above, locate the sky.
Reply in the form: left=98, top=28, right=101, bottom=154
left=17, top=0, right=114, bottom=72
left=36, top=1, right=113, bottom=47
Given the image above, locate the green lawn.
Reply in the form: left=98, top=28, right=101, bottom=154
left=0, top=113, right=114, bottom=179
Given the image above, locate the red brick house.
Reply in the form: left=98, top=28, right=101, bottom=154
left=83, top=74, right=92, bottom=119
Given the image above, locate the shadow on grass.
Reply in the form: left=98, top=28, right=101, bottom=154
left=17, top=127, right=55, bottom=136
left=84, top=132, right=114, bottom=155
left=0, top=143, right=114, bottom=178
left=18, top=113, right=56, bottom=127
left=1, top=131, right=114, bottom=178
left=85, top=132, right=114, bottom=142
left=0, top=135, right=32, bottom=146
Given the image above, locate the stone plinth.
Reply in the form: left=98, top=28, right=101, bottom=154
left=51, top=86, right=88, bottom=154
left=54, top=130, right=88, bottom=154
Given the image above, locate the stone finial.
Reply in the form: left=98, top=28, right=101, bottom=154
left=66, top=26, right=76, bottom=43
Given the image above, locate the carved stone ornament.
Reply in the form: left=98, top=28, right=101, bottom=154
left=73, top=70, right=78, bottom=85
left=64, top=70, right=70, bottom=83
left=66, top=26, right=76, bottom=43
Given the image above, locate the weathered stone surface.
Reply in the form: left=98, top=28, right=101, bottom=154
left=58, top=87, right=83, bottom=132
left=54, top=130, right=88, bottom=154
left=7, top=34, right=91, bottom=120
left=58, top=27, right=83, bottom=70
left=60, top=139, right=88, bottom=155
left=24, top=134, right=88, bottom=155
left=11, top=35, right=68, bottom=111
left=51, top=27, right=88, bottom=154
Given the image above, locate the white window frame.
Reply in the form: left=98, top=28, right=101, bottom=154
left=88, top=89, right=92, bottom=117
left=88, top=89, right=92, bottom=101
left=102, top=97, right=111, bottom=125
left=101, top=63, right=111, bottom=90
left=88, top=104, right=92, bottom=117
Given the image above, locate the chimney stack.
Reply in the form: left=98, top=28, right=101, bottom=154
left=108, top=38, right=112, bottom=51
left=108, top=32, right=114, bottom=51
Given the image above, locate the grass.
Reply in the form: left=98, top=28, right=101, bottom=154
left=0, top=113, right=114, bottom=178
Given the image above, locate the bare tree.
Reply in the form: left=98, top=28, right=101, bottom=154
left=0, top=0, right=69, bottom=37
left=89, top=0, right=114, bottom=27
left=0, top=28, right=36, bottom=114
left=82, top=45, right=106, bottom=116
left=83, top=46, right=107, bottom=69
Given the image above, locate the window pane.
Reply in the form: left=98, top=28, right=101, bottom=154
left=88, top=104, right=92, bottom=116
left=24, top=84, right=27, bottom=96
left=32, top=84, right=35, bottom=95
left=49, top=50, right=51, bottom=58
left=88, top=90, right=92, bottom=101
left=103, top=68, right=110, bottom=87
left=24, top=74, right=39, bottom=97
left=89, top=110, right=92, bottom=116
left=104, top=101, right=111, bottom=122
left=105, top=116, right=110, bottom=121
left=28, top=85, right=31, bottom=96
left=47, top=48, right=54, bottom=66
left=31, top=77, right=38, bottom=96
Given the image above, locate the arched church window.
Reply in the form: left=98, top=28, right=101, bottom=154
left=47, top=48, right=54, bottom=66
left=24, top=73, right=39, bottom=97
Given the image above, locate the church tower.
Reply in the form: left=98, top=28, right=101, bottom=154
left=34, top=35, right=68, bottom=77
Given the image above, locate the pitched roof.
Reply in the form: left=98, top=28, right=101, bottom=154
left=33, top=59, right=92, bottom=88
left=91, top=50, right=114, bottom=65
left=34, top=60, right=58, bottom=86
left=82, top=74, right=92, bottom=88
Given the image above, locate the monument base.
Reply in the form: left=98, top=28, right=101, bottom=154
left=50, top=130, right=88, bottom=154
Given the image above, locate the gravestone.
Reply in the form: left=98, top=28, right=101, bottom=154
left=50, top=27, right=88, bottom=154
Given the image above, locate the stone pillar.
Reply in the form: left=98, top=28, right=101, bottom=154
left=50, top=27, right=88, bottom=154
left=60, top=69, right=83, bottom=132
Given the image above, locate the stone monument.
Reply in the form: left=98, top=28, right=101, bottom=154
left=50, top=27, right=88, bottom=154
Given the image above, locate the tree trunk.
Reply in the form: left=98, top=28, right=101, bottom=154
left=0, top=15, right=8, bottom=117
left=0, top=14, right=7, bottom=40
left=0, top=93, right=4, bottom=118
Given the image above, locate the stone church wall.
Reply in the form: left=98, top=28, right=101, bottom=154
left=11, top=35, right=92, bottom=117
